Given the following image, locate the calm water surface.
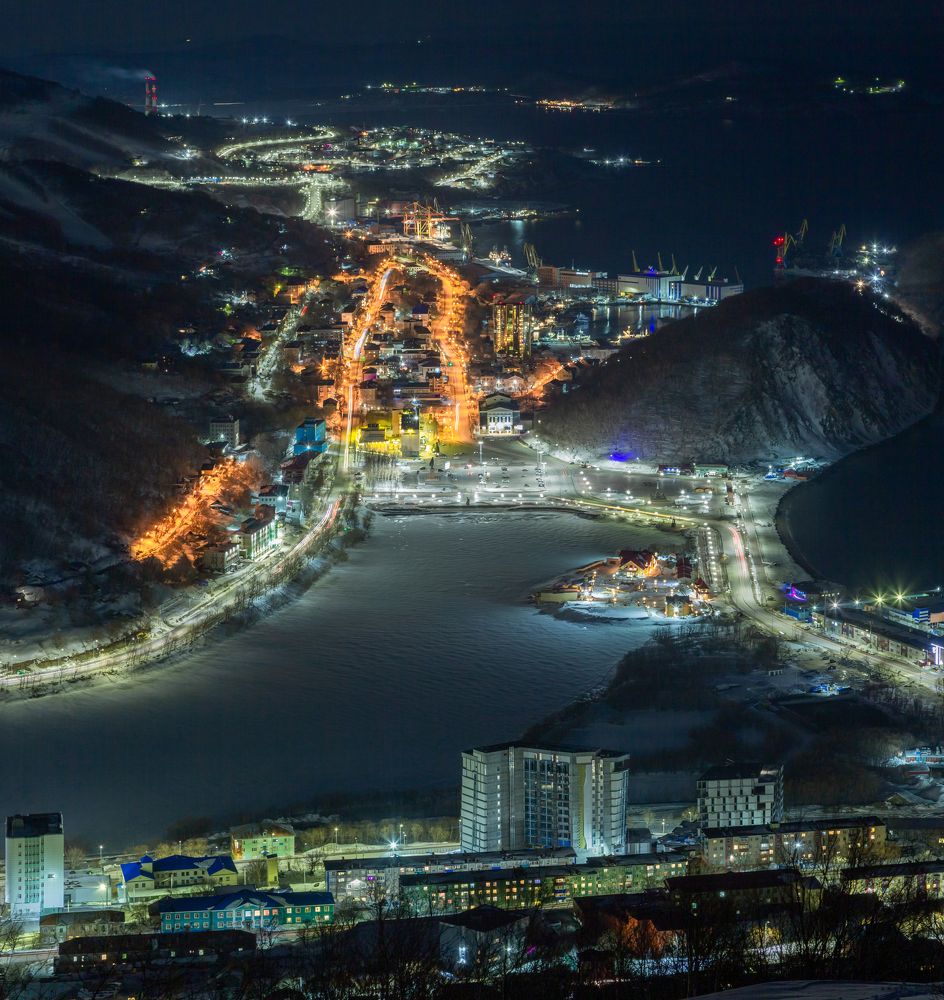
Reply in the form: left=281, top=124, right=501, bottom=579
left=1, top=513, right=674, bottom=844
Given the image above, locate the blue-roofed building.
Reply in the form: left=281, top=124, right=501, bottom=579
left=292, top=417, right=327, bottom=456
left=119, top=854, right=239, bottom=903
left=158, top=889, right=334, bottom=933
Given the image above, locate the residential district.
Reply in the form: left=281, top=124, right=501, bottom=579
left=6, top=209, right=938, bottom=693
left=7, top=747, right=944, bottom=995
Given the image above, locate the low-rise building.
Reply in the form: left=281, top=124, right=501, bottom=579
left=666, top=869, right=822, bottom=909
left=398, top=854, right=685, bottom=915
left=326, top=848, right=576, bottom=903
left=120, top=854, right=239, bottom=903
left=252, top=483, right=290, bottom=513
left=231, top=821, right=296, bottom=860
left=293, top=417, right=328, bottom=456
left=569, top=853, right=688, bottom=898
left=201, top=541, right=239, bottom=572
left=625, top=828, right=655, bottom=855
left=815, top=607, right=944, bottom=667
left=478, top=393, right=521, bottom=435
left=236, top=514, right=278, bottom=560
left=841, top=859, right=944, bottom=899
left=401, top=865, right=573, bottom=914
left=55, top=930, right=255, bottom=973
left=158, top=889, right=334, bottom=933
left=700, top=816, right=886, bottom=869
left=40, top=909, right=125, bottom=946
left=618, top=550, right=660, bottom=577
left=209, top=415, right=241, bottom=448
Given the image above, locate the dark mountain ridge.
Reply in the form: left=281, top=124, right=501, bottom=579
left=539, top=280, right=941, bottom=464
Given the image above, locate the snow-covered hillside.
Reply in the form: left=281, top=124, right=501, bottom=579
left=539, top=280, right=941, bottom=464
left=0, top=68, right=175, bottom=170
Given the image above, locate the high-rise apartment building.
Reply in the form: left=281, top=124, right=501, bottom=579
left=491, top=294, right=534, bottom=358
left=460, top=743, right=630, bottom=856
left=697, top=763, right=784, bottom=829
left=5, top=813, right=64, bottom=920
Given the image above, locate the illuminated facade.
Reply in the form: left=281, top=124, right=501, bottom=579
left=5, top=813, right=64, bottom=920
left=230, top=822, right=296, bottom=860
left=460, top=743, right=630, bottom=856
left=701, top=816, right=886, bottom=869
left=491, top=294, right=534, bottom=358
left=159, top=889, right=333, bottom=933
left=399, top=853, right=684, bottom=914
left=120, top=854, right=238, bottom=903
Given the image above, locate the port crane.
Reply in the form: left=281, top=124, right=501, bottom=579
left=523, top=242, right=542, bottom=275
left=402, top=201, right=457, bottom=239
left=459, top=222, right=475, bottom=259
left=828, top=223, right=847, bottom=258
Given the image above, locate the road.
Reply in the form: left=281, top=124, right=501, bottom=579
left=250, top=292, right=312, bottom=399
left=1, top=498, right=343, bottom=693
left=342, top=264, right=395, bottom=471
left=215, top=130, right=337, bottom=160
left=418, top=255, right=476, bottom=444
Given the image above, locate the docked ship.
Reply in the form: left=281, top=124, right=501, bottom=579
left=773, top=220, right=897, bottom=286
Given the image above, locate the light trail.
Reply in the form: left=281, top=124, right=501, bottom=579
left=342, top=265, right=394, bottom=471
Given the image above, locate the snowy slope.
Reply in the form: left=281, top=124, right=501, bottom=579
left=0, top=68, right=171, bottom=170
left=540, top=280, right=941, bottom=464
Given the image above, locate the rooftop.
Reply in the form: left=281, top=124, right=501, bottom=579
left=580, top=852, right=686, bottom=871
left=120, top=853, right=237, bottom=884
left=667, top=869, right=820, bottom=893
left=231, top=821, right=295, bottom=838
left=325, top=847, right=576, bottom=873
left=842, top=859, right=944, bottom=882
left=6, top=813, right=62, bottom=838
left=158, top=889, right=332, bottom=915
left=400, top=865, right=575, bottom=888
left=702, top=816, right=884, bottom=839
left=692, top=982, right=941, bottom=1000
left=699, top=763, right=782, bottom=783
left=464, top=741, right=630, bottom=759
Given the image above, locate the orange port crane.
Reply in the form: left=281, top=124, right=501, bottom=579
left=402, top=201, right=457, bottom=239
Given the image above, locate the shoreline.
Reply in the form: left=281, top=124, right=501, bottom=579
left=367, top=501, right=603, bottom=520
left=774, top=486, right=827, bottom=583
left=0, top=498, right=364, bottom=705
left=0, top=503, right=621, bottom=706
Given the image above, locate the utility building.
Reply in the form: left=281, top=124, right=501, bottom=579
left=460, top=743, right=630, bottom=856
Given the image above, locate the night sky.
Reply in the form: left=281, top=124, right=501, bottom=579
left=7, top=1, right=941, bottom=62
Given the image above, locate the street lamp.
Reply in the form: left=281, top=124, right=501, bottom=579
left=334, top=826, right=339, bottom=848
left=99, top=882, right=108, bottom=909
left=99, top=844, right=104, bottom=869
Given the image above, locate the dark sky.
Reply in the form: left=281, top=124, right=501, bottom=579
left=5, top=0, right=941, bottom=58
